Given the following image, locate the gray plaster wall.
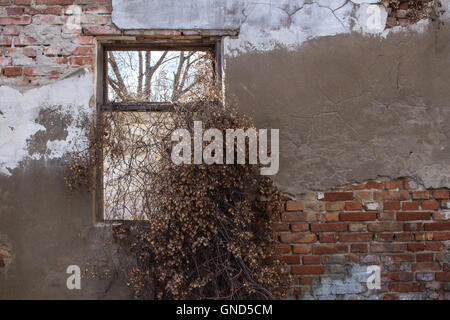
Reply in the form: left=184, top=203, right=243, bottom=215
left=1, top=0, right=450, bottom=299
left=226, top=23, right=450, bottom=194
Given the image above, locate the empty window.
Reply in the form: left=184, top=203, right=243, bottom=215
left=96, top=42, right=221, bottom=221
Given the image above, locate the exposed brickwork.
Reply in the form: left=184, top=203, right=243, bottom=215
left=0, top=0, right=112, bottom=86
left=275, top=178, right=450, bottom=300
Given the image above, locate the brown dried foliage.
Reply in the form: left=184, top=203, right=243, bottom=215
left=65, top=99, right=288, bottom=299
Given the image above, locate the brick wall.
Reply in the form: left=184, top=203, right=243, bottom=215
left=277, top=178, right=450, bottom=300
left=1, top=1, right=449, bottom=300
left=0, top=0, right=118, bottom=87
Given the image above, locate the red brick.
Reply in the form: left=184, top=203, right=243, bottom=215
left=0, top=16, right=31, bottom=25
left=391, top=283, right=422, bottom=292
left=416, top=273, right=434, bottom=281
left=374, top=191, right=410, bottom=201
left=23, top=47, right=36, bottom=57
left=404, top=180, right=418, bottom=190
left=433, top=190, right=450, bottom=199
left=292, top=245, right=311, bottom=254
left=384, top=201, right=400, bottom=210
left=310, top=223, right=347, bottom=232
left=422, top=200, right=438, bottom=210
left=425, top=242, right=443, bottom=251
left=74, top=36, right=94, bottom=45
left=433, top=232, right=450, bottom=241
left=293, top=287, right=302, bottom=296
left=320, top=192, right=353, bottom=201
left=275, top=244, right=291, bottom=254
left=14, top=36, right=35, bottom=46
left=339, top=233, right=372, bottom=242
left=376, top=233, right=395, bottom=241
left=433, top=212, right=450, bottom=220
left=274, top=224, right=289, bottom=232
left=321, top=212, right=339, bottom=222
left=6, top=7, right=23, bottom=15
left=36, top=0, right=73, bottom=4
left=302, top=256, right=321, bottom=265
left=402, top=202, right=419, bottom=210
left=312, top=244, right=348, bottom=255
left=14, top=0, right=31, bottom=4
left=396, top=233, right=414, bottom=241
left=85, top=5, right=112, bottom=14
left=286, top=201, right=304, bottom=211
left=44, top=46, right=62, bottom=56
left=291, top=265, right=325, bottom=275
left=351, top=244, right=367, bottom=253
left=385, top=180, right=403, bottom=190
left=385, top=272, right=413, bottom=281
left=378, top=211, right=395, bottom=221
left=298, top=276, right=317, bottom=285
left=282, top=212, right=306, bottom=222
left=412, top=191, right=430, bottom=200
left=404, top=223, right=423, bottom=232
left=345, top=201, right=362, bottom=211
left=24, top=67, right=46, bottom=76
left=282, top=255, right=300, bottom=265
left=424, top=222, right=450, bottom=231
left=382, top=253, right=414, bottom=262
left=319, top=233, right=338, bottom=243
left=367, top=223, right=402, bottom=232
left=416, top=253, right=433, bottom=262
left=397, top=212, right=432, bottom=221
left=436, top=272, right=450, bottom=281
left=25, top=6, right=62, bottom=15
left=412, top=262, right=441, bottom=272
left=290, top=223, right=309, bottom=232
left=355, top=191, right=371, bottom=200
left=0, top=57, right=10, bottom=66
left=70, top=57, right=93, bottom=66
left=82, top=25, right=121, bottom=35
left=3, top=66, right=21, bottom=76
left=407, top=243, right=424, bottom=252
left=280, top=233, right=316, bottom=243
left=340, top=212, right=376, bottom=221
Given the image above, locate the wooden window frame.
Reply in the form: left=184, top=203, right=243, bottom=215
left=93, top=39, right=224, bottom=223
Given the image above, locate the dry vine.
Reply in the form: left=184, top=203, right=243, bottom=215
left=65, top=51, right=289, bottom=299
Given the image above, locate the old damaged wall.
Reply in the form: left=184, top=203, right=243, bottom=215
left=0, top=0, right=449, bottom=299
left=221, top=0, right=450, bottom=299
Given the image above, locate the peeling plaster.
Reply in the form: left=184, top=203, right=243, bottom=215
left=312, top=264, right=373, bottom=300
left=0, top=70, right=93, bottom=176
left=111, top=0, right=446, bottom=58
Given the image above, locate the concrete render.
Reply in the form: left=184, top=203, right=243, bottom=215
left=1, top=1, right=450, bottom=299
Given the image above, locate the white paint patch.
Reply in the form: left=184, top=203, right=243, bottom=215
left=314, top=264, right=368, bottom=299
left=0, top=70, right=93, bottom=176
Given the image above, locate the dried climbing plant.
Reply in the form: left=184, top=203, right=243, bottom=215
left=64, top=52, right=289, bottom=299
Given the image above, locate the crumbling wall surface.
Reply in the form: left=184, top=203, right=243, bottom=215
left=274, top=178, right=450, bottom=300
left=0, top=0, right=132, bottom=299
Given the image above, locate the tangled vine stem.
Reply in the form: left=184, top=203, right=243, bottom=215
left=65, top=99, right=290, bottom=300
